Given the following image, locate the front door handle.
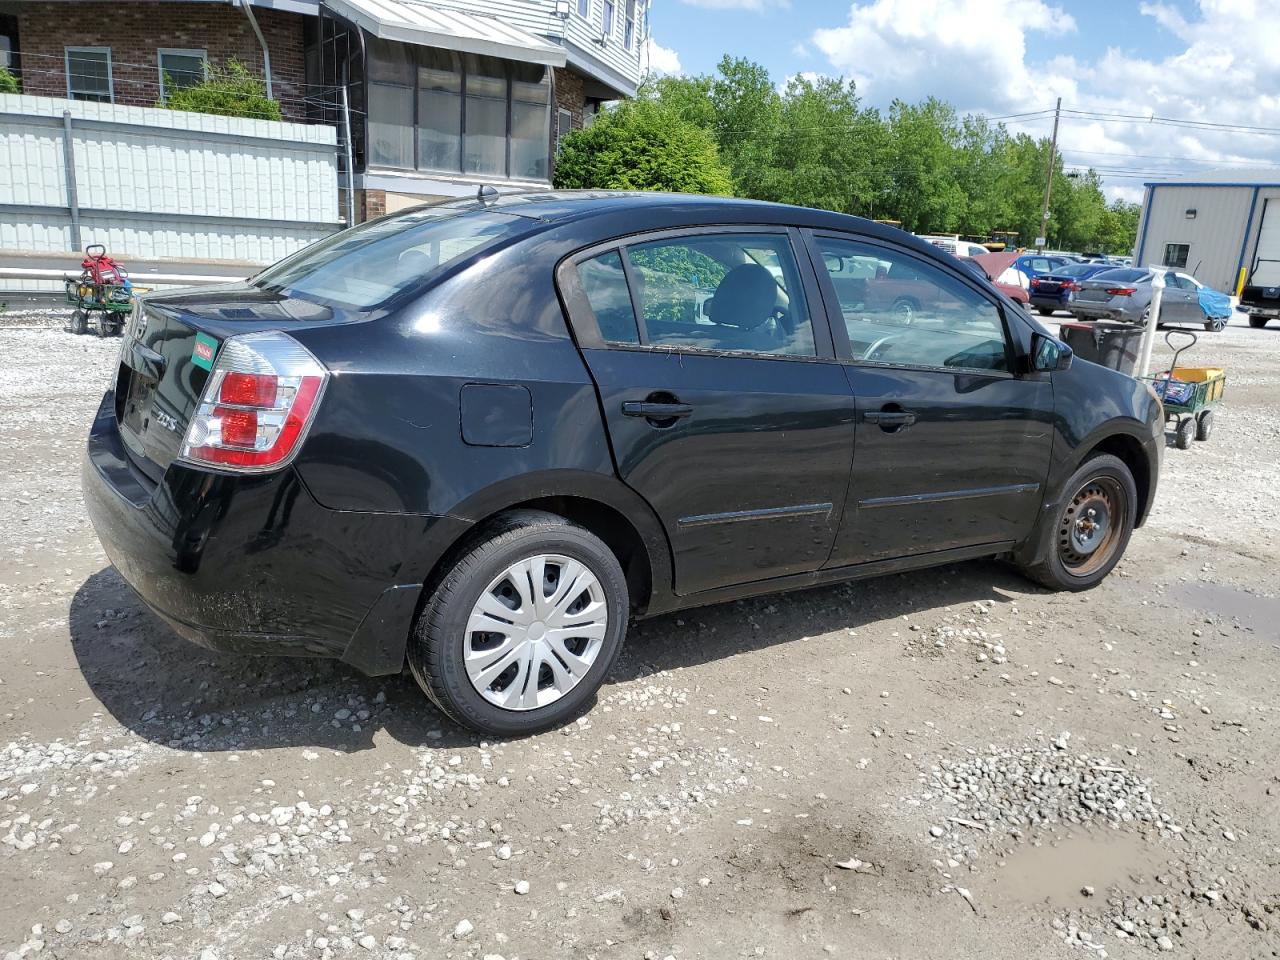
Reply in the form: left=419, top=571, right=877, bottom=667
left=863, top=409, right=917, bottom=427
left=623, top=400, right=693, bottom=419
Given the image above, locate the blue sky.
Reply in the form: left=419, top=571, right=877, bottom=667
left=642, top=0, right=1280, bottom=201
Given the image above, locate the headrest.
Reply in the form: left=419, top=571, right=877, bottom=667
left=705, top=263, right=778, bottom=329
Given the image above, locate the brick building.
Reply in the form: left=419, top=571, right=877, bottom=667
left=0, top=0, right=648, bottom=220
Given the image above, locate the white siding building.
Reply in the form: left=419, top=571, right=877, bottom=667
left=1133, top=168, right=1280, bottom=294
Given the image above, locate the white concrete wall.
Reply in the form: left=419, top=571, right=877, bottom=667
left=0, top=92, right=341, bottom=265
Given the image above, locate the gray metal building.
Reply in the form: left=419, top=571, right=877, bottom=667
left=1133, top=168, right=1280, bottom=294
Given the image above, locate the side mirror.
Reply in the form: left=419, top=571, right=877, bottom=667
left=1031, top=333, right=1072, bottom=372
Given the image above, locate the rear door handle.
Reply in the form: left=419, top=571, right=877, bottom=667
left=863, top=410, right=916, bottom=426
left=622, top=401, right=693, bottom=419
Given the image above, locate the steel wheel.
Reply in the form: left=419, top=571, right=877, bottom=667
left=1057, top=476, right=1129, bottom=578
left=463, top=554, right=608, bottom=711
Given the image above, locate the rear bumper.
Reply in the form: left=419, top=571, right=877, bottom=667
left=1070, top=303, right=1140, bottom=323
left=82, top=391, right=468, bottom=675
left=1243, top=304, right=1280, bottom=318
left=1029, top=294, right=1067, bottom=309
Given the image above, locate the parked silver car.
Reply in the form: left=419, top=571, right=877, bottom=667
left=1071, top=268, right=1232, bottom=331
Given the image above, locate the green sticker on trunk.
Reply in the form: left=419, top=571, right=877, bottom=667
left=192, top=332, right=218, bottom=371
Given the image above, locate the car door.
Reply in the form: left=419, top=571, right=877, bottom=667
left=805, top=232, right=1055, bottom=565
left=558, top=227, right=857, bottom=596
left=1163, top=273, right=1198, bottom=323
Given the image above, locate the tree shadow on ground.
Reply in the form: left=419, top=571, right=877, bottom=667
left=70, top=558, right=1025, bottom=754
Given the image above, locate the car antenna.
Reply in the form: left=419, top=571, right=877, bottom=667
left=477, top=184, right=499, bottom=205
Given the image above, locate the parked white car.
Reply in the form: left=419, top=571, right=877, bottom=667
left=919, top=235, right=991, bottom=258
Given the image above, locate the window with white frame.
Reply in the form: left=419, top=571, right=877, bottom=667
left=158, top=48, right=207, bottom=101
left=602, top=0, right=615, bottom=37
left=624, top=0, right=636, bottom=50
left=577, top=0, right=589, bottom=16
left=65, top=47, right=113, bottom=102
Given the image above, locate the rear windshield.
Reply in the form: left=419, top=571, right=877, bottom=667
left=251, top=208, right=531, bottom=309
left=1057, top=262, right=1099, bottom=277
left=1092, top=268, right=1148, bottom=283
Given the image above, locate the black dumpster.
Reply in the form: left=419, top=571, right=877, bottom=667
left=1058, top=321, right=1145, bottom=375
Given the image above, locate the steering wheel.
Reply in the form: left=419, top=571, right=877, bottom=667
left=769, top=306, right=793, bottom=336
left=864, top=334, right=901, bottom=362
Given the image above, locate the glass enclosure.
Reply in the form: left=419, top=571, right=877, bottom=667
left=363, top=37, right=551, bottom=181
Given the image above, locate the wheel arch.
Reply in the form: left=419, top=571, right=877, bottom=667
left=426, top=470, right=675, bottom=619
left=1062, top=425, right=1156, bottom=528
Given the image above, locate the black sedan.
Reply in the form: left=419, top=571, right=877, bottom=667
left=84, top=192, right=1163, bottom=736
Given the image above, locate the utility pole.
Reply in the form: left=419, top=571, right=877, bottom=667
left=1037, top=97, right=1061, bottom=252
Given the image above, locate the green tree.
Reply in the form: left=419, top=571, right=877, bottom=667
left=0, top=66, right=19, bottom=95
left=552, top=99, right=733, bottom=195
left=883, top=98, right=966, bottom=233
left=762, top=74, right=886, bottom=217
left=709, top=56, right=781, bottom=199
left=160, top=60, right=281, bottom=121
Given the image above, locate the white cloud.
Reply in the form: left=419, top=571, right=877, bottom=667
left=643, top=37, right=683, bottom=76
left=790, top=40, right=811, bottom=58
left=812, top=0, right=1075, bottom=112
left=809, top=0, right=1280, bottom=198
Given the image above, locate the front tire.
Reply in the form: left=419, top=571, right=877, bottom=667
left=1019, top=454, right=1137, bottom=591
left=407, top=510, right=629, bottom=737
left=1036, top=306, right=1054, bottom=316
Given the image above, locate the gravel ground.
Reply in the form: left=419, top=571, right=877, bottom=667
left=1, top=308, right=1278, bottom=960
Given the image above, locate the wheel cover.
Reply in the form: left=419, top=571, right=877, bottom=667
left=1057, top=476, right=1128, bottom=577
left=463, top=554, right=608, bottom=711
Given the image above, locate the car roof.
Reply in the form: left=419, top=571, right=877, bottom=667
left=419, top=188, right=928, bottom=244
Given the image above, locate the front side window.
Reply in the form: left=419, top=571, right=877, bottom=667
left=1163, top=243, right=1190, bottom=269
left=158, top=48, right=206, bottom=101
left=816, top=236, right=1010, bottom=373
left=66, top=47, right=112, bottom=102
left=625, top=233, right=816, bottom=357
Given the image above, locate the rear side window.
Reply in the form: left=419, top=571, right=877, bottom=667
left=578, top=251, right=640, bottom=344
left=815, top=236, right=1010, bottom=373
left=251, top=209, right=531, bottom=310
left=625, top=233, right=816, bottom=357
left=1094, top=268, right=1148, bottom=284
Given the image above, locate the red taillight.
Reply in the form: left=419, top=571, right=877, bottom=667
left=181, top=331, right=328, bottom=472
left=1029, top=277, right=1041, bottom=287
left=1105, top=286, right=1137, bottom=296
left=1063, top=281, right=1080, bottom=292
left=214, top=406, right=259, bottom=448
left=220, top=371, right=278, bottom=408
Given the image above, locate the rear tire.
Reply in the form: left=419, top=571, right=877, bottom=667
left=1248, top=315, right=1269, bottom=329
left=407, top=510, right=629, bottom=737
left=1018, top=453, right=1137, bottom=591
left=1036, top=306, right=1054, bottom=316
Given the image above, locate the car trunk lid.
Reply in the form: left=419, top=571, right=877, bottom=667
left=113, top=285, right=351, bottom=482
